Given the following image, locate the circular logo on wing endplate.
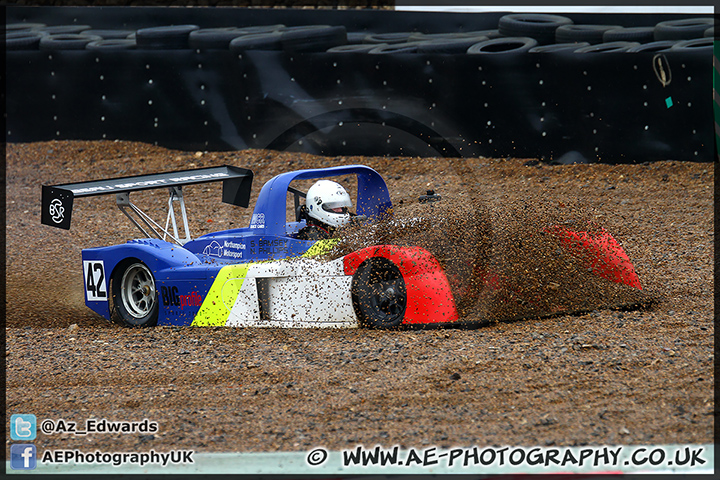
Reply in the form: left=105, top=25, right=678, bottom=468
left=49, top=198, right=65, bottom=224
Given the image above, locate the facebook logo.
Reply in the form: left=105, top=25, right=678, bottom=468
left=10, top=414, right=36, bottom=440
left=10, top=444, right=37, bottom=470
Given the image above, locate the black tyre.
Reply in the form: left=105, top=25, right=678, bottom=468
left=364, top=32, right=416, bottom=44
left=4, top=31, right=45, bottom=50
left=417, top=36, right=489, bottom=53
left=39, top=34, right=103, bottom=50
left=111, top=261, right=159, bottom=327
left=346, top=32, right=370, bottom=44
left=466, top=37, right=538, bottom=55
left=136, top=24, right=200, bottom=49
left=574, top=41, right=640, bottom=53
left=529, top=42, right=589, bottom=53
left=555, top=24, right=622, bottom=45
left=654, top=17, right=714, bottom=41
left=327, top=43, right=387, bottom=53
left=229, top=32, right=283, bottom=53
left=39, top=24, right=92, bottom=35
left=351, top=257, right=407, bottom=329
left=368, top=42, right=420, bottom=54
left=498, top=13, right=573, bottom=45
left=280, top=25, right=347, bottom=52
left=86, top=39, right=137, bottom=51
left=602, top=26, right=655, bottom=43
left=626, top=40, right=678, bottom=53
left=3, top=23, right=46, bottom=34
left=704, top=27, right=714, bottom=38
left=669, top=37, right=714, bottom=52
left=409, top=30, right=503, bottom=42
left=236, top=24, right=286, bottom=35
left=81, top=29, right=135, bottom=39
left=189, top=28, right=249, bottom=49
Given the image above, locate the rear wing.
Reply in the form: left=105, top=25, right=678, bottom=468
left=41, top=165, right=253, bottom=244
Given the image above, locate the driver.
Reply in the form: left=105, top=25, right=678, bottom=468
left=297, top=180, right=354, bottom=240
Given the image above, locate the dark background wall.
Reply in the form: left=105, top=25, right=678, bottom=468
left=5, top=5, right=716, bottom=163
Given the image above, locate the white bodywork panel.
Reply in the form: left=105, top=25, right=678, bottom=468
left=224, top=257, right=359, bottom=328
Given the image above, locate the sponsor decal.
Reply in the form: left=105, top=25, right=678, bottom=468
left=250, top=213, right=265, bottom=229
left=161, top=286, right=203, bottom=310
left=222, top=240, right=246, bottom=258
left=71, top=172, right=230, bottom=194
left=203, top=240, right=246, bottom=258
left=49, top=198, right=65, bottom=224
left=203, top=241, right=223, bottom=257
left=249, top=237, right=288, bottom=256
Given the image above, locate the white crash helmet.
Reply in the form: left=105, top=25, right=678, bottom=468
left=305, top=180, right=353, bottom=228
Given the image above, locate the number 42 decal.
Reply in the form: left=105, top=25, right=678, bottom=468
left=84, top=260, right=108, bottom=301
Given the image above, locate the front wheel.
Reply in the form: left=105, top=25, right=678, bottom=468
left=351, top=257, right=407, bottom=329
left=111, top=261, right=159, bottom=327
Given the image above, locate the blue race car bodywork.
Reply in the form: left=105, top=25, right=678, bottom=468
left=43, top=164, right=393, bottom=327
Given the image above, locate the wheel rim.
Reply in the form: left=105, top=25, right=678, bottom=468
left=352, top=257, right=407, bottom=328
left=368, top=279, right=405, bottom=317
left=120, top=263, right=156, bottom=319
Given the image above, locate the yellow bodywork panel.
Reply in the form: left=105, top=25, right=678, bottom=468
left=301, top=238, right=340, bottom=258
left=192, top=264, right=250, bottom=326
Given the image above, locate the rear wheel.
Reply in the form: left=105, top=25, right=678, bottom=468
left=111, top=261, right=159, bottom=327
left=351, top=257, right=407, bottom=329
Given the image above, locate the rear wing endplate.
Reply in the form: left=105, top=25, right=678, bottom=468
left=41, top=165, right=253, bottom=243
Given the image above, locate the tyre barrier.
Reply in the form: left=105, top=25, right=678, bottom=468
left=5, top=7, right=715, bottom=163
left=2, top=15, right=713, bottom=57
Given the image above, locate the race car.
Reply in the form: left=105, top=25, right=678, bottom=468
left=41, top=164, right=642, bottom=329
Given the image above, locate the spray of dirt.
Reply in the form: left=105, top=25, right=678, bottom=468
left=331, top=196, right=652, bottom=325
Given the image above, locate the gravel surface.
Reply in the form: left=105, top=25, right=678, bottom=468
left=5, top=140, right=714, bottom=458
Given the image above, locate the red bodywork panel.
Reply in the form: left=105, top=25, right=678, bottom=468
left=343, top=245, right=459, bottom=325
left=342, top=227, right=640, bottom=326
left=547, top=226, right=642, bottom=290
